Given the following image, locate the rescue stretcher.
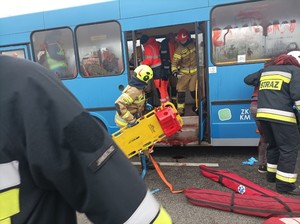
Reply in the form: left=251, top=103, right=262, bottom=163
left=112, top=102, right=183, bottom=158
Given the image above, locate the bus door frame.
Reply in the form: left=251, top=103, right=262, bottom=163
left=194, top=21, right=208, bottom=144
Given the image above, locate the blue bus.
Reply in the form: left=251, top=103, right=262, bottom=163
left=0, top=0, right=299, bottom=147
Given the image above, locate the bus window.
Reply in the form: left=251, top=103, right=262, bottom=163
left=31, top=28, right=76, bottom=79
left=211, top=0, right=300, bottom=65
left=76, top=21, right=123, bottom=77
left=1, top=49, right=26, bottom=59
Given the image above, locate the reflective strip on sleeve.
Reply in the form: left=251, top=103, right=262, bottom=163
left=124, top=191, right=159, bottom=224
left=114, top=113, right=128, bottom=128
left=0, top=161, right=20, bottom=190
left=295, top=100, right=300, bottom=110
left=257, top=108, right=297, bottom=123
left=121, top=111, right=131, bottom=119
left=0, top=188, right=20, bottom=220
left=153, top=206, right=172, bottom=224
left=121, top=93, right=134, bottom=105
left=276, top=170, right=297, bottom=183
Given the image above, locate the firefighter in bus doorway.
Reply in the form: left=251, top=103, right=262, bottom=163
left=0, top=55, right=172, bottom=223
left=140, top=34, right=170, bottom=105
left=171, top=28, right=198, bottom=116
left=244, top=51, right=300, bottom=195
left=114, top=64, right=155, bottom=169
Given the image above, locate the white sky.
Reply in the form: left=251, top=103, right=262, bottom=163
left=0, top=0, right=111, bottom=18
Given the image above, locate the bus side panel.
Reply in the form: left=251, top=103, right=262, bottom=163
left=0, top=13, right=44, bottom=36
left=120, top=0, right=209, bottom=19
left=43, top=2, right=120, bottom=27
left=209, top=64, right=263, bottom=146
left=121, top=8, right=210, bottom=31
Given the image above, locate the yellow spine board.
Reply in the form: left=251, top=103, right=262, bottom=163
left=112, top=103, right=183, bottom=158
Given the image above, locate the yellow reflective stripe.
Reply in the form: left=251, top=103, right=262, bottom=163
left=0, top=218, right=11, bottom=224
left=267, top=163, right=277, bottom=173
left=114, top=113, right=128, bottom=128
left=121, top=111, right=131, bottom=119
left=261, top=71, right=291, bottom=84
left=0, top=161, right=20, bottom=190
left=173, top=53, right=181, bottom=60
left=257, top=108, right=296, bottom=118
left=121, top=93, right=134, bottom=105
left=276, top=170, right=297, bottom=183
left=177, top=103, right=185, bottom=109
left=295, top=100, right=300, bottom=110
left=124, top=191, right=160, bottom=224
left=153, top=206, right=172, bottom=224
left=257, top=108, right=296, bottom=123
left=0, top=188, right=20, bottom=220
left=257, top=112, right=297, bottom=123
left=181, top=68, right=197, bottom=74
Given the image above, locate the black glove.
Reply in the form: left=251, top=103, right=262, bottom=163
left=173, top=71, right=179, bottom=77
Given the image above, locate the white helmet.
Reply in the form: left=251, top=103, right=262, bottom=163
left=287, top=51, right=300, bottom=64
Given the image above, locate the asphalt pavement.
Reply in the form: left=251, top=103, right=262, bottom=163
left=77, top=146, right=300, bottom=224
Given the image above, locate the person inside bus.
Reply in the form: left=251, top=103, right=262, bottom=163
left=0, top=55, right=172, bottom=224
left=140, top=34, right=170, bottom=105
left=102, top=48, right=120, bottom=74
left=160, top=32, right=178, bottom=106
left=43, top=30, right=68, bottom=78
left=114, top=64, right=155, bottom=169
left=171, top=28, right=198, bottom=116
left=244, top=51, right=300, bottom=195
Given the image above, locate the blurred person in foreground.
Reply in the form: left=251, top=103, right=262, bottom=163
left=0, top=55, right=172, bottom=224
left=244, top=51, right=300, bottom=195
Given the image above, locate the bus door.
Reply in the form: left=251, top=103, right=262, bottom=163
left=0, top=44, right=31, bottom=59
left=125, top=23, right=206, bottom=146
left=195, top=21, right=207, bottom=145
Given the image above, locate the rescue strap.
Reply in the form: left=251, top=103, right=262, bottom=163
left=148, top=146, right=184, bottom=194
left=195, top=80, right=198, bottom=110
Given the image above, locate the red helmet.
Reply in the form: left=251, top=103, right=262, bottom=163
left=177, top=28, right=189, bottom=41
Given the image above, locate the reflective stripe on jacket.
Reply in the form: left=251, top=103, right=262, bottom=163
left=0, top=161, right=20, bottom=223
left=45, top=43, right=67, bottom=70
left=141, top=37, right=162, bottom=69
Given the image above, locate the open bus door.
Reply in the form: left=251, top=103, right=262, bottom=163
left=0, top=44, right=31, bottom=60
left=125, top=22, right=209, bottom=147
left=195, top=21, right=208, bottom=145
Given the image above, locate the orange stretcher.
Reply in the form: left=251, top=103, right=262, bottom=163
left=112, top=102, right=183, bottom=158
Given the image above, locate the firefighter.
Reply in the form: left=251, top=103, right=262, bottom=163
left=114, top=64, right=155, bottom=168
left=244, top=51, right=300, bottom=195
left=141, top=34, right=170, bottom=105
left=171, top=28, right=198, bottom=116
left=0, top=55, right=172, bottom=224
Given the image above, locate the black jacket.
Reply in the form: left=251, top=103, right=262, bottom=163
left=244, top=65, right=300, bottom=124
left=0, top=55, right=159, bottom=224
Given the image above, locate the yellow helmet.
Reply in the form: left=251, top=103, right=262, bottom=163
left=134, top=65, right=153, bottom=83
